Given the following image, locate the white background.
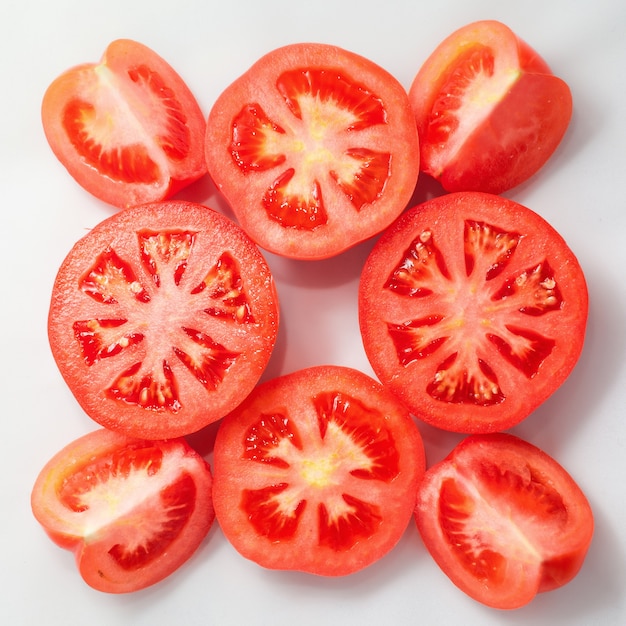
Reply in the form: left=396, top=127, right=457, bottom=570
left=1, top=1, right=625, bottom=624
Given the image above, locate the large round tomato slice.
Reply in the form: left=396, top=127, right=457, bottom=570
left=212, top=365, right=425, bottom=576
left=414, top=433, right=594, bottom=609
left=358, top=192, right=588, bottom=433
left=408, top=20, right=572, bottom=194
left=42, top=39, right=207, bottom=208
left=48, top=200, right=279, bottom=440
left=31, top=428, right=215, bottom=593
left=204, top=43, right=420, bottom=260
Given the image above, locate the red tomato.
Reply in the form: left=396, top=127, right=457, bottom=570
left=212, top=365, right=425, bottom=576
left=31, top=428, right=215, bottom=593
left=204, top=43, right=420, bottom=260
left=414, top=433, right=594, bottom=609
left=359, top=192, right=588, bottom=433
left=42, top=39, right=207, bottom=208
left=48, top=200, right=279, bottom=440
left=409, top=20, right=572, bottom=194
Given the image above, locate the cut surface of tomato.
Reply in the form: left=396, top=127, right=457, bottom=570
left=358, top=191, right=588, bottom=433
left=212, top=365, right=425, bottom=575
left=205, top=43, right=420, bottom=259
left=48, top=201, right=279, bottom=439
left=414, top=433, right=594, bottom=609
left=409, top=20, right=572, bottom=194
left=42, top=39, right=207, bottom=208
left=31, top=428, right=215, bottom=593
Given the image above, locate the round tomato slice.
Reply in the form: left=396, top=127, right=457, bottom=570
left=212, top=365, right=425, bottom=576
left=358, top=192, right=588, bottom=433
left=409, top=20, right=572, bottom=194
left=204, top=43, right=420, bottom=260
left=414, top=433, right=594, bottom=609
left=48, top=200, right=279, bottom=439
left=42, top=39, right=207, bottom=208
left=31, top=428, right=215, bottom=593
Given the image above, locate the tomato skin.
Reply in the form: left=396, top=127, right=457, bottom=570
left=205, top=43, right=420, bottom=260
left=48, top=200, right=279, bottom=440
left=358, top=191, right=588, bottom=433
left=212, top=365, right=425, bottom=576
left=409, top=20, right=572, bottom=194
left=42, top=39, right=207, bottom=208
left=31, top=428, right=215, bottom=593
left=414, top=433, right=594, bottom=609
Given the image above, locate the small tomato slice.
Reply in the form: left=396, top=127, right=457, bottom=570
left=48, top=201, right=279, bottom=439
left=205, top=43, right=420, bottom=259
left=212, top=365, right=425, bottom=576
left=409, top=20, right=572, bottom=194
left=42, top=39, right=207, bottom=208
left=31, top=428, right=215, bottom=593
left=358, top=192, right=588, bottom=433
left=414, top=433, right=594, bottom=609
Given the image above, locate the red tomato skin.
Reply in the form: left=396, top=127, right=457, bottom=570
left=47, top=200, right=279, bottom=440
left=414, top=433, right=594, bottom=609
left=358, top=191, right=588, bottom=434
left=42, top=39, right=207, bottom=208
left=409, top=20, right=572, bottom=194
left=212, top=365, right=426, bottom=576
left=31, top=428, right=215, bottom=593
left=205, top=43, right=420, bottom=260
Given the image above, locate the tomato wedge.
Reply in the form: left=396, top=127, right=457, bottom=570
left=48, top=200, right=279, bottom=440
left=358, top=192, right=588, bottom=433
left=31, top=428, right=215, bottom=593
left=409, top=20, right=572, bottom=194
left=414, top=433, right=594, bottom=609
left=42, top=39, right=207, bottom=208
left=205, top=43, right=420, bottom=259
left=212, top=365, right=425, bottom=576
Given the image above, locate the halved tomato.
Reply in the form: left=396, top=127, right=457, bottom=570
left=358, top=192, right=588, bottom=433
left=31, top=428, right=215, bottom=593
left=414, top=433, right=594, bottom=609
left=409, top=20, right=572, bottom=194
left=48, top=200, right=279, bottom=440
left=204, top=43, right=420, bottom=260
left=212, top=365, right=425, bottom=576
left=42, top=39, right=207, bottom=208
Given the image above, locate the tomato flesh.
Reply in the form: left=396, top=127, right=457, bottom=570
left=31, top=429, right=215, bottom=593
left=415, top=433, right=594, bottom=609
left=212, top=365, right=425, bottom=576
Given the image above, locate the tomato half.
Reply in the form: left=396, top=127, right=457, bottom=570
left=408, top=20, right=572, bottom=194
left=204, top=43, right=420, bottom=260
left=48, top=200, right=279, bottom=440
left=31, top=428, right=215, bottom=593
left=212, top=365, right=425, bottom=576
left=414, top=433, right=594, bottom=609
left=42, top=39, right=207, bottom=208
left=358, top=192, right=588, bottom=433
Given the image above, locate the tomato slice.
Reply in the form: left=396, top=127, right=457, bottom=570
left=358, top=191, right=588, bottom=433
left=205, top=43, right=420, bottom=260
left=212, top=365, right=425, bottom=576
left=48, top=200, right=279, bottom=439
left=42, top=39, right=207, bottom=208
left=408, top=20, right=572, bottom=194
left=31, top=428, right=215, bottom=593
left=414, top=433, right=594, bottom=609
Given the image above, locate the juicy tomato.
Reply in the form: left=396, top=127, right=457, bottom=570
left=409, top=20, right=572, bottom=194
left=31, top=428, right=215, bottom=593
left=358, top=192, right=588, bottom=433
left=414, top=433, right=594, bottom=609
left=48, top=200, right=279, bottom=440
left=212, top=365, right=425, bottom=576
left=204, top=43, right=420, bottom=260
left=42, top=39, right=207, bottom=208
